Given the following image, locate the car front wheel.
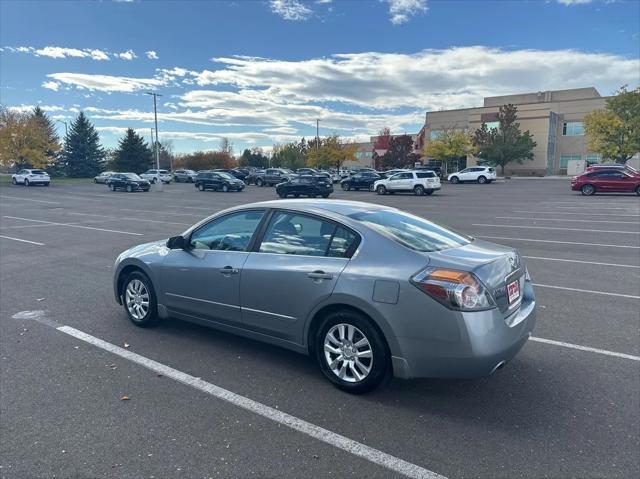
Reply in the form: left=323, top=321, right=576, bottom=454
left=126, top=185, right=133, bottom=193
left=110, top=184, right=116, bottom=191
left=222, top=185, right=229, bottom=192
left=376, top=185, right=387, bottom=195
left=636, top=186, right=640, bottom=196
left=123, top=272, right=159, bottom=327
left=449, top=176, right=459, bottom=184
left=256, top=178, right=264, bottom=187
left=24, top=179, right=30, bottom=186
left=342, top=183, right=350, bottom=191
left=581, top=184, right=596, bottom=196
left=11, top=178, right=17, bottom=185
left=315, top=310, right=390, bottom=394
left=198, top=184, right=205, bottom=191
left=478, top=175, right=487, bottom=184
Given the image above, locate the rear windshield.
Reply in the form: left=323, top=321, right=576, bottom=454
left=348, top=209, right=471, bottom=252
left=31, top=170, right=46, bottom=175
left=416, top=172, right=436, bottom=178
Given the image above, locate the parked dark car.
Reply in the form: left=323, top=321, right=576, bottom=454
left=215, top=168, right=248, bottom=182
left=244, top=169, right=264, bottom=185
left=276, top=175, right=333, bottom=198
left=341, top=171, right=381, bottom=191
left=195, top=171, right=245, bottom=192
left=174, top=169, right=197, bottom=183
left=106, top=173, right=151, bottom=192
left=571, top=169, right=640, bottom=196
left=255, top=168, right=293, bottom=187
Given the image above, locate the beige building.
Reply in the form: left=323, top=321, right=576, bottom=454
left=422, top=87, right=607, bottom=175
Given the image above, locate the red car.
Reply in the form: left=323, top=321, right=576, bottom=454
left=571, top=168, right=640, bottom=196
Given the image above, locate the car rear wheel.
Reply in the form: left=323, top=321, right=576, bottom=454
left=222, top=185, right=229, bottom=192
left=94, top=178, right=98, bottom=183
left=315, top=310, right=390, bottom=394
left=126, top=185, right=133, bottom=193
left=123, top=272, right=159, bottom=327
left=256, top=178, right=264, bottom=187
left=342, top=183, right=350, bottom=191
left=11, top=178, right=16, bottom=185
left=449, top=176, right=459, bottom=184
left=635, top=186, right=640, bottom=196
left=478, top=176, right=487, bottom=184
left=414, top=185, right=425, bottom=196
left=581, top=184, right=596, bottom=196
left=376, top=185, right=387, bottom=195
left=198, top=184, right=205, bottom=191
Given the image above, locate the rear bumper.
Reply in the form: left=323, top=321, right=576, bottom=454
left=394, top=282, right=536, bottom=379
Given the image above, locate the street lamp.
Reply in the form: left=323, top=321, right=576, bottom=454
left=145, top=91, right=163, bottom=191
left=56, top=120, right=68, bottom=136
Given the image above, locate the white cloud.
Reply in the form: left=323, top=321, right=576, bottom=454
left=42, top=81, right=61, bottom=91
left=145, top=50, right=159, bottom=59
left=385, top=0, right=427, bottom=25
left=116, top=49, right=137, bottom=60
left=87, top=49, right=110, bottom=61
left=557, top=0, right=592, bottom=5
left=3, top=45, right=111, bottom=60
left=46, top=73, right=166, bottom=92
left=270, top=0, right=313, bottom=21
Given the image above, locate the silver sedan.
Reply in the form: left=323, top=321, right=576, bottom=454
left=113, top=200, right=536, bottom=393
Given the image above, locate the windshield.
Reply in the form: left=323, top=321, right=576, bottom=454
left=348, top=209, right=471, bottom=252
left=218, top=172, right=235, bottom=180
left=125, top=173, right=142, bottom=180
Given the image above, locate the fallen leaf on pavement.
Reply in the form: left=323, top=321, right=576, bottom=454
left=120, top=395, right=130, bottom=401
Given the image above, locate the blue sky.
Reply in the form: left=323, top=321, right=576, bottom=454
left=1, top=0, right=639, bottom=154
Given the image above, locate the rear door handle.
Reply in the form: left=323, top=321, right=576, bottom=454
left=307, top=270, right=333, bottom=280
left=219, top=266, right=239, bottom=275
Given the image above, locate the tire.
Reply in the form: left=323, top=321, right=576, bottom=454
left=110, top=184, right=116, bottom=191
left=581, top=184, right=596, bottom=196
left=94, top=179, right=98, bottom=183
left=309, top=194, right=317, bottom=198
left=413, top=185, right=425, bottom=196
left=636, top=186, right=640, bottom=196
left=152, top=178, right=157, bottom=184
left=122, top=271, right=159, bottom=327
left=12, top=178, right=17, bottom=185
left=222, top=185, right=229, bottom=192
left=278, top=192, right=286, bottom=198
left=126, top=185, right=133, bottom=193
left=449, top=176, right=459, bottom=184
left=342, top=183, right=351, bottom=191
left=376, top=185, right=387, bottom=195
left=256, top=178, right=264, bottom=187
left=369, top=184, right=375, bottom=192
left=314, top=309, right=390, bottom=394
left=24, top=179, right=30, bottom=187
left=322, top=194, right=330, bottom=198
left=477, top=176, right=487, bottom=184
left=198, top=183, right=205, bottom=192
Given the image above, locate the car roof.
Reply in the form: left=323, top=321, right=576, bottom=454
left=239, top=199, right=393, bottom=218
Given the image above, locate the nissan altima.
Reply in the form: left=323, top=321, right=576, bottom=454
left=113, top=200, right=535, bottom=393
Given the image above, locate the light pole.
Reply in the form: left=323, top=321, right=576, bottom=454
left=146, top=92, right=163, bottom=191
left=56, top=120, right=68, bottom=137
left=316, top=118, right=320, bottom=169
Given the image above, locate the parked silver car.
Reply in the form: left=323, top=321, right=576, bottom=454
left=113, top=200, right=536, bottom=393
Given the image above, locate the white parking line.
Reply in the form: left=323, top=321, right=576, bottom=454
left=539, top=201, right=640, bottom=207
left=124, top=208, right=206, bottom=218
left=0, top=195, right=59, bottom=205
left=533, top=283, right=640, bottom=299
left=0, top=235, right=44, bottom=246
left=522, top=256, right=640, bottom=269
left=54, top=324, right=445, bottom=479
left=477, top=235, right=640, bottom=249
left=473, top=224, right=640, bottom=234
left=496, top=216, right=639, bottom=225
left=3, top=216, right=143, bottom=236
left=68, top=212, right=192, bottom=226
left=514, top=210, right=639, bottom=217
left=530, top=337, right=640, bottom=362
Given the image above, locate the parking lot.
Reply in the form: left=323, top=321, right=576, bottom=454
left=1, top=179, right=638, bottom=478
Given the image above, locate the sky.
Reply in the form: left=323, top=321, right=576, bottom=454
left=1, top=0, right=639, bottom=155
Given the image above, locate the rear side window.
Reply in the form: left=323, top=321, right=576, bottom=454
left=348, top=210, right=470, bottom=253
left=328, top=227, right=358, bottom=258
left=416, top=172, right=436, bottom=179
left=487, top=167, right=495, bottom=172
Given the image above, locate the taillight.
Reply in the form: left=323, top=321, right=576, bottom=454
left=411, top=267, right=495, bottom=311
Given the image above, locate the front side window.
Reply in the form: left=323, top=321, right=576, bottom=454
left=563, top=122, right=584, bottom=136
left=189, top=210, right=265, bottom=251
left=259, top=212, right=335, bottom=257
left=399, top=173, right=413, bottom=179
left=349, top=209, right=471, bottom=253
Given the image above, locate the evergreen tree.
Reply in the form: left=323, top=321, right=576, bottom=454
left=62, top=112, right=105, bottom=177
left=32, top=107, right=60, bottom=167
left=111, top=128, right=153, bottom=173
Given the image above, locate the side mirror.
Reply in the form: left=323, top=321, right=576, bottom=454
left=167, top=235, right=187, bottom=249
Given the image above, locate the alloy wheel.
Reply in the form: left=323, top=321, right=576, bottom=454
left=323, top=324, right=373, bottom=383
left=125, top=279, right=150, bottom=321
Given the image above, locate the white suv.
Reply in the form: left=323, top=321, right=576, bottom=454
left=140, top=169, right=172, bottom=184
left=448, top=167, right=496, bottom=184
left=373, top=170, right=441, bottom=196
left=12, top=169, right=50, bottom=186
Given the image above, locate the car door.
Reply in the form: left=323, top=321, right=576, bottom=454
left=160, top=209, right=266, bottom=326
left=240, top=210, right=359, bottom=342
left=392, top=172, right=413, bottom=191
left=603, top=172, right=635, bottom=192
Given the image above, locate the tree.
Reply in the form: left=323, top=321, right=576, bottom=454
left=379, top=134, right=417, bottom=169
left=306, top=135, right=358, bottom=169
left=473, top=104, right=536, bottom=175
left=173, top=150, right=235, bottom=171
left=584, top=86, right=640, bottom=163
left=0, top=106, right=60, bottom=169
left=424, top=129, right=476, bottom=175
left=372, top=127, right=392, bottom=169
left=32, top=106, right=60, bottom=169
left=219, top=137, right=233, bottom=156
left=61, top=112, right=105, bottom=177
left=239, top=148, right=269, bottom=168
left=157, top=140, right=175, bottom=169
left=111, top=128, right=153, bottom=173
left=271, top=141, right=307, bottom=170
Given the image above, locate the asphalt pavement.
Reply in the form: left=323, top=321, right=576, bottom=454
left=1, top=178, right=638, bottom=479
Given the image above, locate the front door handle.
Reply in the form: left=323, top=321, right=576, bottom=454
left=219, top=266, right=239, bottom=275
left=307, top=270, right=333, bottom=280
